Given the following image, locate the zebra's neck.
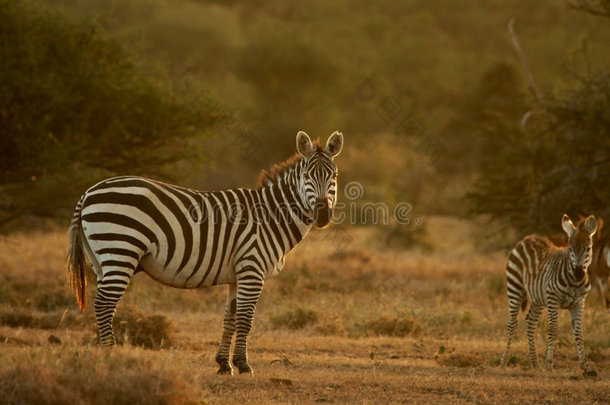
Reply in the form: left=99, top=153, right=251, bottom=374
left=251, top=160, right=313, bottom=254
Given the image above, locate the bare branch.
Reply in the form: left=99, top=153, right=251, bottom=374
left=508, top=18, right=542, bottom=100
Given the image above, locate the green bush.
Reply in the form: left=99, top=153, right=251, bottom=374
left=468, top=70, right=610, bottom=236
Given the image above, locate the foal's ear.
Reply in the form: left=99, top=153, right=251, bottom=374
left=325, top=131, right=344, bottom=158
left=562, top=214, right=576, bottom=238
left=296, top=131, right=314, bottom=157
left=584, top=215, right=597, bottom=236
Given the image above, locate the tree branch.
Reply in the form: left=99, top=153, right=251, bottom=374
left=508, top=18, right=542, bottom=100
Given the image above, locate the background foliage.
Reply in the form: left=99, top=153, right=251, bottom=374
left=0, top=0, right=221, bottom=224
left=1, top=0, right=610, bottom=243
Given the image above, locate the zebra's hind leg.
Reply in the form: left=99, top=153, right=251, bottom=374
left=501, top=302, right=521, bottom=367
left=94, top=263, right=135, bottom=346
left=216, top=284, right=237, bottom=375
left=232, top=270, right=264, bottom=375
left=525, top=303, right=543, bottom=370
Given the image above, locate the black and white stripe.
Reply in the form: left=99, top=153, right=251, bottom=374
left=67, top=131, right=344, bottom=375
left=500, top=214, right=597, bottom=374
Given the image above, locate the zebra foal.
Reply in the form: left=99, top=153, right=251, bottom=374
left=67, top=131, right=344, bottom=375
left=500, top=214, right=597, bottom=374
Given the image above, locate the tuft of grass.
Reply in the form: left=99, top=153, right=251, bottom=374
left=270, top=307, right=318, bottom=330
left=355, top=315, right=423, bottom=338
left=114, top=306, right=175, bottom=350
left=487, top=275, right=506, bottom=297
left=490, top=353, right=530, bottom=368
left=460, top=311, right=473, bottom=325
left=314, top=315, right=346, bottom=336
left=587, top=345, right=605, bottom=363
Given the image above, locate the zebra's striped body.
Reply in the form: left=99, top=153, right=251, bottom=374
left=68, top=131, right=344, bottom=375
left=500, top=214, right=597, bottom=374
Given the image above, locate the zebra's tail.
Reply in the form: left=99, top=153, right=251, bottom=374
left=67, top=195, right=87, bottom=312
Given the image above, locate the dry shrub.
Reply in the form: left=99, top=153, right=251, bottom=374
left=314, top=317, right=346, bottom=336
left=0, top=366, right=82, bottom=405
left=0, top=309, right=79, bottom=330
left=34, top=289, right=73, bottom=312
left=381, top=222, right=435, bottom=252
left=356, top=316, right=423, bottom=337
left=270, top=307, right=318, bottom=330
left=0, top=334, right=31, bottom=346
left=490, top=353, right=530, bottom=368
left=0, top=275, right=72, bottom=312
left=328, top=248, right=372, bottom=264
left=0, top=310, right=35, bottom=328
left=114, top=306, right=175, bottom=349
left=0, top=348, right=195, bottom=405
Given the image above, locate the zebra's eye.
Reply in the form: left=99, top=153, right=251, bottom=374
left=304, top=173, right=311, bottom=180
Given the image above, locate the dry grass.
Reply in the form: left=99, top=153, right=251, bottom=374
left=114, top=305, right=176, bottom=349
left=1, top=217, right=609, bottom=404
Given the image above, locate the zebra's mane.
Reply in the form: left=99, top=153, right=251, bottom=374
left=256, top=139, right=323, bottom=189
left=547, top=235, right=568, bottom=247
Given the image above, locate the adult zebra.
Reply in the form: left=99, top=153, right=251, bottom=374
left=500, top=214, right=597, bottom=375
left=67, top=131, right=344, bottom=375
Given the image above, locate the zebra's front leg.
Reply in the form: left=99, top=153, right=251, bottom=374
left=215, top=284, right=237, bottom=375
left=545, top=303, right=560, bottom=371
left=232, top=271, right=264, bottom=375
left=569, top=300, right=595, bottom=376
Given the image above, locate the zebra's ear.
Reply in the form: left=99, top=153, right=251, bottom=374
left=584, top=215, right=597, bottom=235
left=296, top=131, right=314, bottom=157
left=325, top=131, right=344, bottom=158
left=562, top=214, right=576, bottom=238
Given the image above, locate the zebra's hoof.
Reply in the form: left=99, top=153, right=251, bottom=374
left=217, top=366, right=233, bottom=376
left=215, top=355, right=233, bottom=375
left=237, top=364, right=253, bottom=376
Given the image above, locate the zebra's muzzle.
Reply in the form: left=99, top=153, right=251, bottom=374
left=574, top=265, right=585, bottom=279
left=313, top=200, right=332, bottom=228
